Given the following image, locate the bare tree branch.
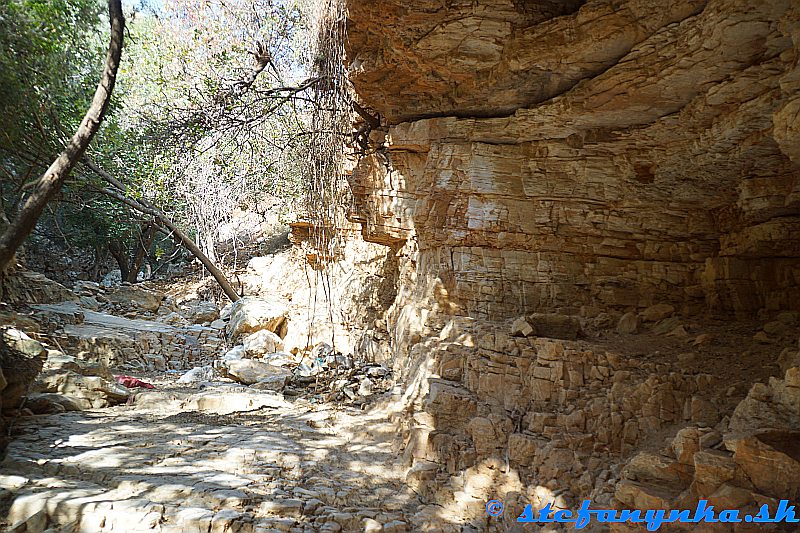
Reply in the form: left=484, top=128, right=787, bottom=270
left=82, top=157, right=241, bottom=302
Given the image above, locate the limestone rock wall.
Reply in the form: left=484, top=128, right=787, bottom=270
left=342, top=0, right=800, bottom=524
left=347, top=0, right=800, bottom=320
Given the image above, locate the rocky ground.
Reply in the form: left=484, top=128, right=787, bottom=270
left=1, top=384, right=425, bottom=533
left=0, top=248, right=430, bottom=533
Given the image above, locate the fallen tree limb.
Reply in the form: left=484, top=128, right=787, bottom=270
left=84, top=158, right=241, bottom=302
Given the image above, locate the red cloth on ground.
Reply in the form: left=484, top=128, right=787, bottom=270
left=115, top=375, right=155, bottom=389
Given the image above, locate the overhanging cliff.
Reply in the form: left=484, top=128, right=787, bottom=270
left=346, top=0, right=800, bottom=320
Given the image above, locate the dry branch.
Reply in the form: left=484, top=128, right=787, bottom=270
left=83, top=158, right=241, bottom=302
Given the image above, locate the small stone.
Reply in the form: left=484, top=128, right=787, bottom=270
left=311, top=342, right=334, bottom=359
left=358, top=377, right=374, bottom=396
left=259, top=499, right=304, bottom=517
left=666, top=325, right=688, bottom=338
left=671, top=427, right=701, bottom=464
left=652, top=317, right=682, bottom=335
left=251, top=374, right=289, bottom=391
left=243, top=329, right=285, bottom=356
left=144, top=353, right=167, bottom=371
left=708, top=484, right=754, bottom=509
left=508, top=432, right=538, bottom=464
left=365, top=366, right=388, bottom=378
left=223, top=346, right=246, bottom=361
left=692, top=450, right=737, bottom=497
left=616, top=312, right=638, bottom=334
left=382, top=520, right=408, bottom=533
left=221, top=360, right=292, bottom=386
left=107, top=285, right=164, bottom=312
left=691, top=397, right=719, bottom=426
left=180, top=300, right=219, bottom=324
left=303, top=499, right=323, bottom=514
left=176, top=507, right=215, bottom=533
left=79, top=295, right=101, bottom=310
left=177, top=366, right=216, bottom=384
left=640, top=304, right=675, bottom=322
left=699, top=430, right=722, bottom=449
left=753, top=331, right=771, bottom=343
left=510, top=317, right=534, bottom=337
left=361, top=517, right=383, bottom=532
left=778, top=348, right=800, bottom=374
left=692, top=333, right=713, bottom=346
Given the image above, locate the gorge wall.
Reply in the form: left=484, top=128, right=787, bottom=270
left=341, top=0, right=800, bottom=528
left=346, top=0, right=800, bottom=321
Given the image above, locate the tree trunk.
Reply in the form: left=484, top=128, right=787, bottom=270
left=0, top=0, right=124, bottom=273
left=90, top=245, right=104, bottom=281
left=84, top=159, right=241, bottom=302
left=108, top=240, right=130, bottom=281
left=125, top=222, right=157, bottom=283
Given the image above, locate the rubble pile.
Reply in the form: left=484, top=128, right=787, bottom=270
left=174, top=296, right=398, bottom=405
left=284, top=343, right=393, bottom=404
left=210, top=341, right=394, bottom=404
left=615, top=365, right=800, bottom=529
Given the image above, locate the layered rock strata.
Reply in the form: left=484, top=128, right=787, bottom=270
left=347, top=0, right=800, bottom=319
left=343, top=0, right=800, bottom=526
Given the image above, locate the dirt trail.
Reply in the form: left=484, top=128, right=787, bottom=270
left=1, top=385, right=430, bottom=532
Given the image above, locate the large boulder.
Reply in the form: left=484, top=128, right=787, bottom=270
left=227, top=297, right=288, bottom=341
left=640, top=303, right=675, bottom=323
left=220, top=359, right=292, bottom=386
left=725, top=429, right=800, bottom=500
left=1, top=328, right=46, bottom=409
left=242, top=329, right=284, bottom=357
left=176, top=365, right=216, bottom=384
left=722, top=367, right=800, bottom=499
left=1, top=327, right=46, bottom=457
left=25, top=393, right=84, bottom=413
left=106, top=285, right=164, bottom=312
left=33, top=371, right=130, bottom=409
left=179, top=300, right=219, bottom=324
left=41, top=351, right=113, bottom=380
left=1, top=271, right=78, bottom=305
left=33, top=351, right=130, bottom=409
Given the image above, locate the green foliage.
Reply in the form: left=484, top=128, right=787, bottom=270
left=92, top=0, right=312, bottom=249
left=59, top=192, right=134, bottom=248
left=0, top=0, right=133, bottom=254
left=0, top=0, right=317, bottom=278
left=0, top=0, right=104, bottom=159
